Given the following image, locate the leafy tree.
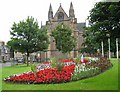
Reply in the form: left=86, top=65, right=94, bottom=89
left=7, top=16, right=49, bottom=66
left=82, top=27, right=100, bottom=53
left=51, top=23, right=76, bottom=53
left=89, top=2, right=120, bottom=38
left=83, top=2, right=120, bottom=56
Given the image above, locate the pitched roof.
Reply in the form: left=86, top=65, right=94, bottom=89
left=53, top=4, right=69, bottom=19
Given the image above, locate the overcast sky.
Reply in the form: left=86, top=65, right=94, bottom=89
left=0, top=0, right=101, bottom=43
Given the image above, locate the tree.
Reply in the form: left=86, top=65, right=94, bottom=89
left=51, top=23, right=76, bottom=53
left=89, top=2, right=120, bottom=38
left=83, top=27, right=100, bottom=53
left=84, top=2, right=120, bottom=56
left=7, top=16, right=49, bottom=66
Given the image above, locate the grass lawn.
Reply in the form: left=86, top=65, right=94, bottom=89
left=0, top=66, right=2, bottom=92
left=2, top=58, right=119, bottom=90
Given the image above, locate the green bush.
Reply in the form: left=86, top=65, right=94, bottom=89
left=50, top=57, right=57, bottom=69
left=56, top=62, right=64, bottom=71
left=74, top=54, right=81, bottom=65
left=50, top=57, right=64, bottom=71
left=30, top=63, right=37, bottom=75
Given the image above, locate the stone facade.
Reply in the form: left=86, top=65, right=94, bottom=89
left=0, top=41, right=10, bottom=62
left=40, top=2, right=85, bottom=61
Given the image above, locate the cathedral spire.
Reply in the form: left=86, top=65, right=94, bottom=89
left=69, top=2, right=75, bottom=18
left=49, top=3, right=53, bottom=12
left=70, top=2, right=73, bottom=9
left=60, top=3, right=62, bottom=7
left=48, top=3, right=53, bottom=20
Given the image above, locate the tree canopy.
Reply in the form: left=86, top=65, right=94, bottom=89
left=51, top=24, right=76, bottom=53
left=83, top=2, right=120, bottom=55
left=89, top=2, right=120, bottom=38
left=7, top=16, right=49, bottom=65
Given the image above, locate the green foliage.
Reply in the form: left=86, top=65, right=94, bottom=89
left=74, top=54, right=81, bottom=65
left=51, top=23, right=76, bottom=53
left=7, top=16, right=49, bottom=66
left=85, top=57, right=112, bottom=72
left=56, top=62, right=64, bottom=71
left=2, top=59, right=118, bottom=90
left=50, top=57, right=58, bottom=69
left=82, top=27, right=100, bottom=53
left=75, top=57, right=80, bottom=65
left=30, top=63, right=36, bottom=75
left=72, top=57, right=112, bottom=81
left=50, top=57, right=64, bottom=71
left=72, top=68, right=100, bottom=81
left=84, top=2, right=120, bottom=54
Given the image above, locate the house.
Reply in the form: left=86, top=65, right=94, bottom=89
left=0, top=41, right=10, bottom=62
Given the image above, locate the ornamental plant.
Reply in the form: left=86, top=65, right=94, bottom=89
left=74, top=56, right=81, bottom=65
left=4, top=64, right=75, bottom=84
left=30, top=63, right=37, bottom=75
left=50, top=57, right=57, bottom=69
left=50, top=57, right=64, bottom=71
left=4, top=58, right=112, bottom=84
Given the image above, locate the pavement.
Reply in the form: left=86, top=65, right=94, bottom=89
left=0, top=62, right=18, bottom=68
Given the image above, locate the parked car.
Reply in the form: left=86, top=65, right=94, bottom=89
left=17, top=58, right=24, bottom=63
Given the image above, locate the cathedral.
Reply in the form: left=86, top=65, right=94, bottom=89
left=40, top=2, right=85, bottom=61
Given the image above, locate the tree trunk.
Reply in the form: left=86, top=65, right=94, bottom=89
left=26, top=52, right=29, bottom=66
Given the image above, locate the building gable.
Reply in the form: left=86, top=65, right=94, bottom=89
left=53, top=4, right=69, bottom=22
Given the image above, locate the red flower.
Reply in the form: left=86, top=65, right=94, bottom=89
left=5, top=60, right=76, bottom=84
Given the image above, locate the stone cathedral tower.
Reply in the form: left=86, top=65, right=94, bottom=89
left=41, top=2, right=85, bottom=61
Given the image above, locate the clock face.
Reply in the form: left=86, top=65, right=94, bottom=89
left=58, top=12, right=64, bottom=21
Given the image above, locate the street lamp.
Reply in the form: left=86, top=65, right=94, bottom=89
left=106, top=34, right=111, bottom=59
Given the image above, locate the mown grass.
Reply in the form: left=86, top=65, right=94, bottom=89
left=0, top=66, right=2, bottom=92
left=2, top=58, right=119, bottom=90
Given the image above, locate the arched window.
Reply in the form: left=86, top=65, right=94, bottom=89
left=58, top=12, right=64, bottom=21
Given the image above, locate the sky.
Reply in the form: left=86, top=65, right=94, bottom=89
left=0, top=0, right=101, bottom=43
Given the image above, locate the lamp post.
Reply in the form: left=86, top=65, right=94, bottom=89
left=106, top=34, right=111, bottom=59
left=116, top=38, right=118, bottom=59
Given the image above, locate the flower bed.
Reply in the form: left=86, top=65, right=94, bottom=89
left=4, top=65, right=75, bottom=84
left=37, top=59, right=89, bottom=71
left=4, top=57, right=112, bottom=84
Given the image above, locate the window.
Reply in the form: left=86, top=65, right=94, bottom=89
left=58, top=12, right=64, bottom=21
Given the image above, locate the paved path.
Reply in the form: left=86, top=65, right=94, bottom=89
left=0, top=62, right=21, bottom=68
left=3, top=62, right=12, bottom=67
left=0, top=62, right=13, bottom=68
